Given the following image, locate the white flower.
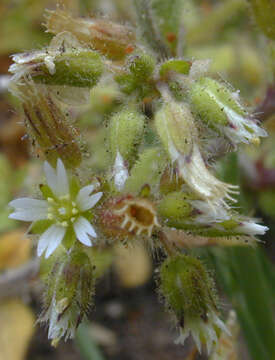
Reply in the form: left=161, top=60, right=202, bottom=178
left=9, top=159, right=102, bottom=258
left=175, top=311, right=229, bottom=355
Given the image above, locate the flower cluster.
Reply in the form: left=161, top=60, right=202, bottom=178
left=8, top=4, right=269, bottom=355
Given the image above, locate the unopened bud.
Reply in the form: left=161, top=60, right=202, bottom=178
left=158, top=192, right=267, bottom=239
left=34, top=51, right=103, bottom=87
left=155, top=96, right=239, bottom=206
left=155, top=100, right=197, bottom=160
left=189, top=77, right=267, bottom=145
left=109, top=106, right=145, bottom=166
left=159, top=254, right=227, bottom=354
left=40, top=249, right=94, bottom=343
left=115, top=51, right=157, bottom=99
left=128, top=51, right=156, bottom=81
left=10, top=32, right=104, bottom=88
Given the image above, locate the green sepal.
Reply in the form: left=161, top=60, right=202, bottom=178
left=158, top=192, right=193, bottom=221
left=114, top=73, right=137, bottom=95
left=31, top=219, right=52, bottom=234
left=108, top=106, right=145, bottom=164
left=128, top=51, right=156, bottom=81
left=163, top=218, right=251, bottom=238
left=124, top=147, right=167, bottom=194
left=159, top=59, right=191, bottom=77
left=33, top=51, right=104, bottom=87
left=189, top=77, right=247, bottom=129
left=39, top=245, right=66, bottom=282
left=70, top=177, right=80, bottom=199
left=159, top=254, right=218, bottom=320
left=39, top=184, right=55, bottom=200
left=62, top=226, right=76, bottom=250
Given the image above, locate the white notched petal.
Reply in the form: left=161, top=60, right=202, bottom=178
left=76, top=184, right=95, bottom=207
left=37, top=224, right=60, bottom=256
left=77, top=191, right=103, bottom=212
left=77, top=216, right=97, bottom=238
left=37, top=224, right=66, bottom=258
left=73, top=224, right=92, bottom=246
left=9, top=208, right=48, bottom=221
left=44, top=161, right=58, bottom=195
left=9, top=198, right=48, bottom=210
left=37, top=225, right=54, bottom=257
left=56, top=159, right=69, bottom=196
left=45, top=226, right=66, bottom=259
left=73, top=216, right=97, bottom=246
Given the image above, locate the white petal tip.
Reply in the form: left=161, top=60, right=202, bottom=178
left=37, top=249, right=44, bottom=257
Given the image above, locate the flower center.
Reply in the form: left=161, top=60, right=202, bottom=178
left=47, top=195, right=79, bottom=227
left=114, top=197, right=160, bottom=236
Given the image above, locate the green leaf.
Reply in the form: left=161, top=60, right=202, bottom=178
left=204, top=247, right=275, bottom=360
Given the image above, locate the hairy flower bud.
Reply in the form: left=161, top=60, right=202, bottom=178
left=115, top=51, right=157, bottom=99
left=155, top=96, right=238, bottom=209
left=109, top=107, right=145, bottom=164
left=158, top=191, right=268, bottom=240
left=10, top=32, right=104, bottom=88
left=189, top=77, right=267, bottom=145
left=40, top=249, right=95, bottom=344
left=108, top=106, right=145, bottom=190
left=159, top=254, right=227, bottom=354
left=128, top=51, right=156, bottom=81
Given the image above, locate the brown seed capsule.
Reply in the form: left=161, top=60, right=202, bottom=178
left=11, top=80, right=82, bottom=169
left=99, top=195, right=160, bottom=241
left=45, top=8, right=136, bottom=60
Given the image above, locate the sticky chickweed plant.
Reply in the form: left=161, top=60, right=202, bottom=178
left=7, top=1, right=269, bottom=355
